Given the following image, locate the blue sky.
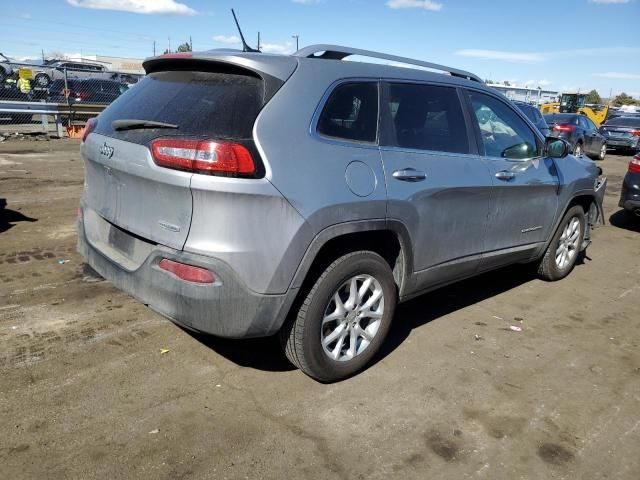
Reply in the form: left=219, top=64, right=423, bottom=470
left=1, top=0, right=639, bottom=97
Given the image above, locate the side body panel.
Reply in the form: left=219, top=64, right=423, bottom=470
left=380, top=147, right=492, bottom=291
left=253, top=63, right=388, bottom=293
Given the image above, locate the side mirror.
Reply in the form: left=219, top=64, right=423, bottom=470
left=544, top=137, right=569, bottom=158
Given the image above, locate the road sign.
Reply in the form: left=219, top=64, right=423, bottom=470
left=18, top=68, right=33, bottom=80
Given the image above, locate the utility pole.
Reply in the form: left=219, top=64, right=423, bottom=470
left=257, top=32, right=261, bottom=51
left=41, top=48, right=45, bottom=62
left=190, top=36, right=193, bottom=51
left=168, top=37, right=171, bottom=54
left=153, top=40, right=156, bottom=56
left=292, top=33, right=299, bottom=51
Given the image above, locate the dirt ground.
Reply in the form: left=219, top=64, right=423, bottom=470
left=1, top=139, right=638, bottom=480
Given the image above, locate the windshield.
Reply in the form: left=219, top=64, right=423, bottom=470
left=560, top=94, right=586, bottom=110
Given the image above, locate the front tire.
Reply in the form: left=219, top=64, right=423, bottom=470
left=280, top=251, right=397, bottom=382
left=537, top=205, right=586, bottom=281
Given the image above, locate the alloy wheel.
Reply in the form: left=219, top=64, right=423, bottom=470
left=574, top=143, right=583, bottom=157
left=320, top=274, right=384, bottom=362
left=555, top=217, right=581, bottom=270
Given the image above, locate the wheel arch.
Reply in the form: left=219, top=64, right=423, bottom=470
left=541, top=192, right=598, bottom=254
left=289, top=220, right=413, bottom=299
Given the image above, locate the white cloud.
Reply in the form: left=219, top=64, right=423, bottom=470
left=66, top=0, right=196, bottom=15
left=594, top=72, right=640, bottom=79
left=261, top=42, right=295, bottom=54
left=589, top=0, right=630, bottom=4
left=522, top=79, right=554, bottom=88
left=213, top=35, right=240, bottom=45
left=455, top=49, right=545, bottom=63
left=387, top=0, right=443, bottom=11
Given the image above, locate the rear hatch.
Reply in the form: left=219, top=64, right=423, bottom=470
left=600, top=118, right=640, bottom=141
left=82, top=66, right=266, bottom=250
left=544, top=114, right=576, bottom=138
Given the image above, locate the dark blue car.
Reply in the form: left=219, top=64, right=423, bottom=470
left=513, top=101, right=550, bottom=137
left=619, top=154, right=640, bottom=217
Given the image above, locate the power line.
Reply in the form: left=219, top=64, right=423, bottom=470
left=0, top=15, right=155, bottom=41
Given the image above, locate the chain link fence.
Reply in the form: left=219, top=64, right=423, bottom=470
left=0, top=56, right=143, bottom=137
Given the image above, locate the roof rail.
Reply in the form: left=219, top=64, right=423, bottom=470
left=293, top=44, right=482, bottom=83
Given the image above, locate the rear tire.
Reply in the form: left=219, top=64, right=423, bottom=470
left=34, top=73, right=50, bottom=88
left=280, top=251, right=397, bottom=382
left=598, top=142, right=606, bottom=161
left=537, top=205, right=586, bottom=281
left=573, top=142, right=583, bottom=157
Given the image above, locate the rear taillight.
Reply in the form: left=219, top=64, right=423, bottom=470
left=151, top=138, right=256, bottom=176
left=82, top=117, right=97, bottom=142
left=159, top=259, right=215, bottom=284
left=631, top=130, right=640, bottom=137
left=629, top=155, right=640, bottom=174
left=553, top=124, right=575, bottom=133
left=78, top=91, right=90, bottom=100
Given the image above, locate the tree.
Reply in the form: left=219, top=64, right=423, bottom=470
left=612, top=92, right=639, bottom=107
left=585, top=89, right=602, bottom=104
left=177, top=42, right=192, bottom=53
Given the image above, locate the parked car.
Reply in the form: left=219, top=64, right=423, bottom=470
left=48, top=79, right=127, bottom=104
left=513, top=100, right=550, bottom=136
left=599, top=116, right=640, bottom=154
left=44, top=60, right=114, bottom=86
left=544, top=113, right=607, bottom=160
left=0, top=53, right=13, bottom=82
left=77, top=45, right=607, bottom=381
left=619, top=154, right=640, bottom=217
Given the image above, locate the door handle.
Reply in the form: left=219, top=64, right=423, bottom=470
left=495, top=170, right=516, bottom=181
left=392, top=168, right=426, bottom=182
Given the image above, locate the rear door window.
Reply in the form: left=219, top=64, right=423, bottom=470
left=317, top=82, right=378, bottom=143
left=94, top=70, right=265, bottom=145
left=384, top=83, right=469, bottom=154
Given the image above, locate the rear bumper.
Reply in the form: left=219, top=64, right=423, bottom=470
left=77, top=212, right=292, bottom=339
left=606, top=138, right=640, bottom=150
left=619, top=173, right=640, bottom=211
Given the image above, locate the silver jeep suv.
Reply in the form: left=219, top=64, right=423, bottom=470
left=77, top=45, right=606, bottom=382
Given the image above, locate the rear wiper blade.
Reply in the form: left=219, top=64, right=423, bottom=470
left=112, top=119, right=179, bottom=131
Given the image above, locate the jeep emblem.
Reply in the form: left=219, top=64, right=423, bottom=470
left=99, top=142, right=114, bottom=159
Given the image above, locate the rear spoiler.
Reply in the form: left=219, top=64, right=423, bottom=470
left=142, top=53, right=298, bottom=101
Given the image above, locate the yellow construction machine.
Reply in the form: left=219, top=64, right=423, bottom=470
left=540, top=93, right=609, bottom=127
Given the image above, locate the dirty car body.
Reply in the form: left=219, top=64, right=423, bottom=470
left=77, top=45, right=607, bottom=381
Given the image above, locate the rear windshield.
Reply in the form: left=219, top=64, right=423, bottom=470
left=605, top=116, right=640, bottom=127
left=50, top=79, right=80, bottom=91
left=544, top=113, right=577, bottom=124
left=94, top=70, right=264, bottom=144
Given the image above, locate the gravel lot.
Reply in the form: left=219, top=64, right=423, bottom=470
left=1, top=139, right=639, bottom=479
